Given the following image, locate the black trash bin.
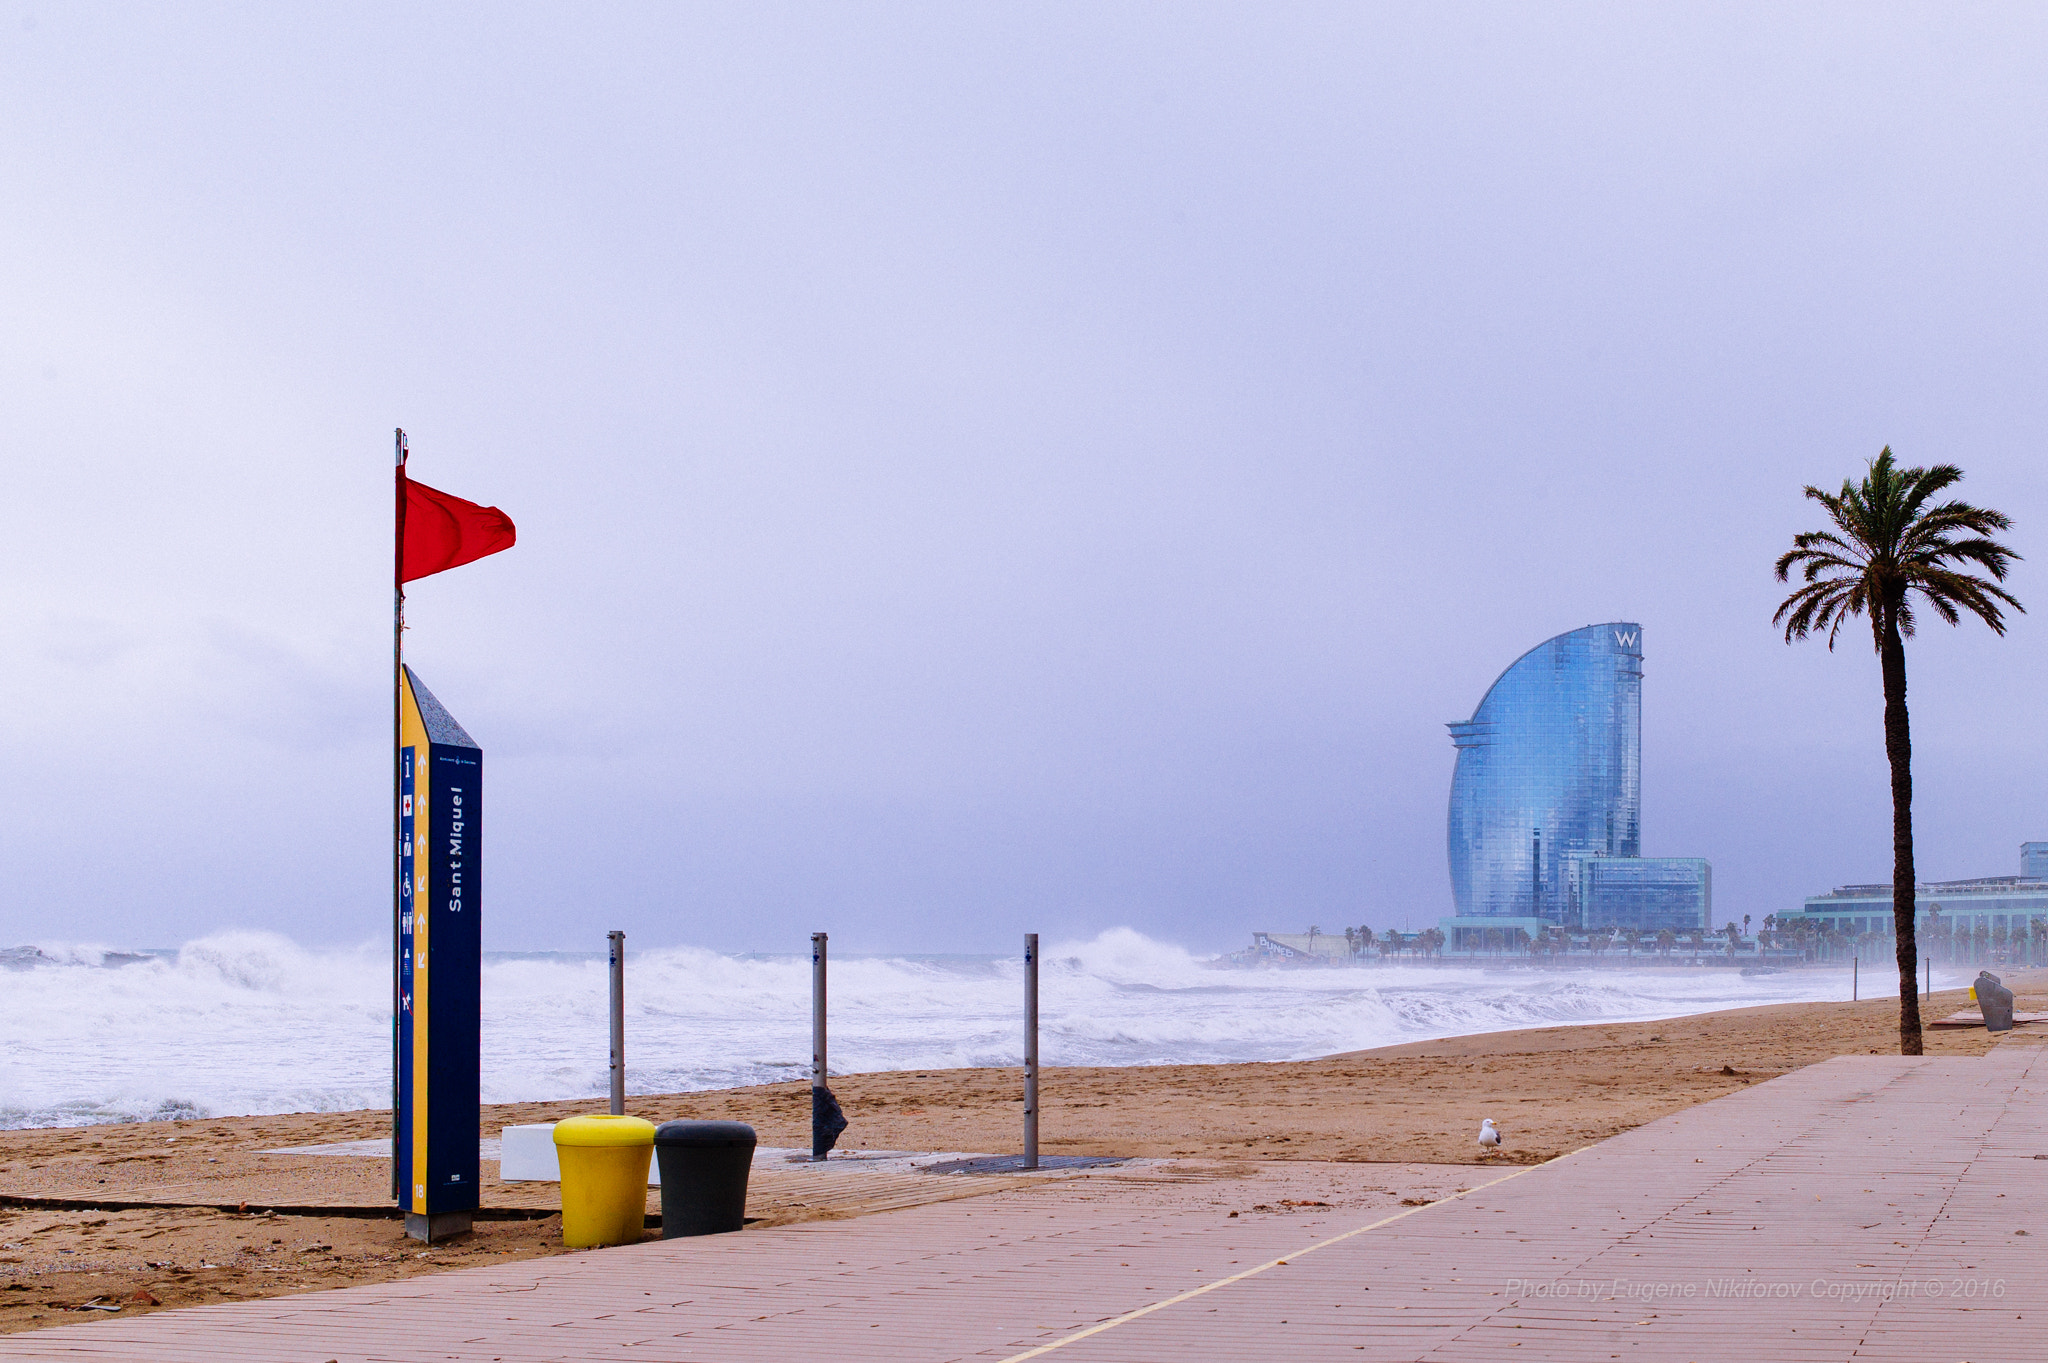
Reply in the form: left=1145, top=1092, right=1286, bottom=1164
left=1975, top=971, right=2016, bottom=1033
left=654, top=1120, right=757, bottom=1237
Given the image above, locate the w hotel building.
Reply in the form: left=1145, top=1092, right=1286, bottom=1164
left=1441, top=623, right=1711, bottom=951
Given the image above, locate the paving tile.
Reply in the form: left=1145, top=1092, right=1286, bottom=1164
left=6, top=1046, right=2045, bottom=1361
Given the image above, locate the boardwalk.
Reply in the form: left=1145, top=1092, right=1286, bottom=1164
left=6, top=1044, right=2043, bottom=1361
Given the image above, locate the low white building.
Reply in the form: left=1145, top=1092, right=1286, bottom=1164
left=1250, top=930, right=1351, bottom=961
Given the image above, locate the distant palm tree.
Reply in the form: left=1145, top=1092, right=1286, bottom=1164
left=1656, top=928, right=1676, bottom=958
left=1774, top=448, right=2022, bottom=1055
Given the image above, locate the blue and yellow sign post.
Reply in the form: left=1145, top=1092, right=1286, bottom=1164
left=392, top=428, right=515, bottom=1243
left=396, top=665, right=484, bottom=1242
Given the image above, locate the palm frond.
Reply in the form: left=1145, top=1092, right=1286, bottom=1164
left=1774, top=447, right=2023, bottom=654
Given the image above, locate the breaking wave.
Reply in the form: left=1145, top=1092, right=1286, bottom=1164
left=0, top=926, right=1874, bottom=1129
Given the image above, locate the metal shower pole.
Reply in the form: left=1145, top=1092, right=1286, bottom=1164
left=608, top=930, right=626, bottom=1116
left=812, top=932, right=828, bottom=1161
left=1023, top=932, right=1039, bottom=1170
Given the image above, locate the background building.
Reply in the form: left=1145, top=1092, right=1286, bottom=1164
left=1572, top=856, right=1712, bottom=934
left=1783, top=844, right=2048, bottom=957
left=1441, top=623, right=1710, bottom=950
left=1247, top=930, right=1350, bottom=961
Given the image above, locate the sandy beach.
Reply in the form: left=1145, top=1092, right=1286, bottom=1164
left=3, top=974, right=2041, bottom=1334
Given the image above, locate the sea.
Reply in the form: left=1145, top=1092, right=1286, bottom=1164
left=0, top=927, right=1902, bottom=1131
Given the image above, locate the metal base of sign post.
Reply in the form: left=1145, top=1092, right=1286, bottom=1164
left=405, top=1210, right=474, bottom=1243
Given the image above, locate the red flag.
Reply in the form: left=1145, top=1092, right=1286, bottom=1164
left=399, top=474, right=516, bottom=583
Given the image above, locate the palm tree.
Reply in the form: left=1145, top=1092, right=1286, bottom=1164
left=1774, top=448, right=2022, bottom=1055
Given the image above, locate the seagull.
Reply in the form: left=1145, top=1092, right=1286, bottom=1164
left=1478, top=1119, right=1502, bottom=1153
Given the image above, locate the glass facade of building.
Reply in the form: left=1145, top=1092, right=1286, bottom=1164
left=1787, top=855, right=2048, bottom=938
left=1574, top=856, right=1711, bottom=933
left=1446, top=623, right=1643, bottom=924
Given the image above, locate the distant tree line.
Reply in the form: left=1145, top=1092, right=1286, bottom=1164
left=1776, top=908, right=2048, bottom=967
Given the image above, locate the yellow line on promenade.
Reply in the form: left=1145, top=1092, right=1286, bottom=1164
left=994, top=1148, right=1588, bottom=1362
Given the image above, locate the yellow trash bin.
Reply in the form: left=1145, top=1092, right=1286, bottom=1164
left=554, top=1115, right=656, bottom=1247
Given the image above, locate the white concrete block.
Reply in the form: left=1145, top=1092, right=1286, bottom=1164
left=498, top=1123, right=663, bottom=1184
left=499, top=1124, right=560, bottom=1182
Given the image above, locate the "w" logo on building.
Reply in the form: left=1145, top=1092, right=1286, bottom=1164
left=1614, top=629, right=1639, bottom=649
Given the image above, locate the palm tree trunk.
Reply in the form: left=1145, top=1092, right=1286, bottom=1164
left=1880, top=612, right=1924, bottom=1055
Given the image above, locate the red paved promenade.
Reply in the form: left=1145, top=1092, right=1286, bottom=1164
left=6, top=1044, right=2042, bottom=1361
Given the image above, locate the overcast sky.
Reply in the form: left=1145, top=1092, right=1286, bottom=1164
left=3, top=3, right=2046, bottom=954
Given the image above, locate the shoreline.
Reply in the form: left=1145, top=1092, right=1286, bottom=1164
left=0, top=954, right=1938, bottom=1136
left=0, top=965, right=2021, bottom=1142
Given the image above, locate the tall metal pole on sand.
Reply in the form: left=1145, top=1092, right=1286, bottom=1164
left=1023, top=932, right=1039, bottom=1170
left=811, top=933, right=828, bottom=1160
left=391, top=428, right=408, bottom=1200
left=608, top=930, right=626, bottom=1116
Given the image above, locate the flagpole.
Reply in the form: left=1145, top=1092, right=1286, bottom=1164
left=392, top=427, right=408, bottom=1202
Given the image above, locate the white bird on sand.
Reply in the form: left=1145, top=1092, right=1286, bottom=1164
left=1477, top=1119, right=1502, bottom=1153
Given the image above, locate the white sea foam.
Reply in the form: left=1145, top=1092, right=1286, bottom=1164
left=0, top=926, right=1904, bottom=1130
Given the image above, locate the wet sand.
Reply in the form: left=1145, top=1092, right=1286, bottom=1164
left=4, top=973, right=2041, bottom=1333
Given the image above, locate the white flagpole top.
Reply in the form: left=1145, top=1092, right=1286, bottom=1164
left=396, top=428, right=409, bottom=466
